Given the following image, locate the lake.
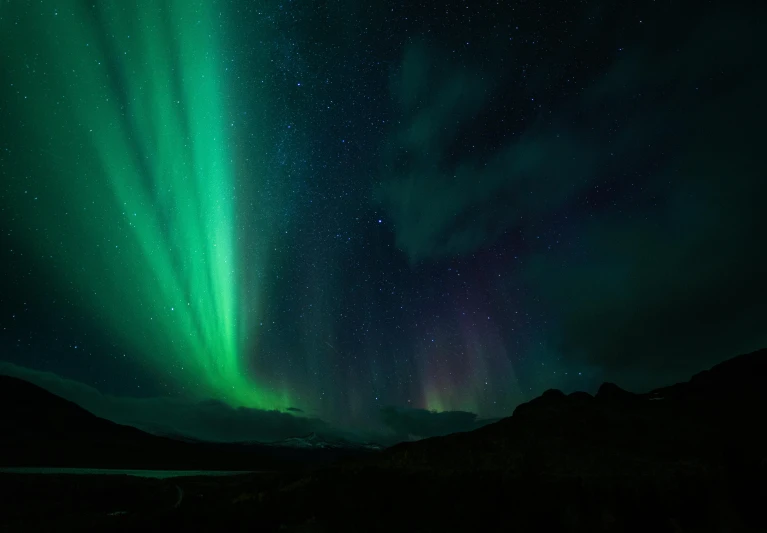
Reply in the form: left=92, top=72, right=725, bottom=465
left=0, top=467, right=255, bottom=479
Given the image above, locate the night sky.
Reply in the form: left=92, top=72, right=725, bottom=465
left=1, top=0, right=764, bottom=443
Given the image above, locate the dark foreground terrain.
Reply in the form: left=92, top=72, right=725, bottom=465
left=1, top=349, right=765, bottom=532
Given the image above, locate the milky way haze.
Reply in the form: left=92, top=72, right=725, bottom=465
left=1, top=0, right=764, bottom=441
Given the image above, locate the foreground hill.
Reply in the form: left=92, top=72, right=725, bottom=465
left=262, top=348, right=767, bottom=532
left=372, top=347, right=767, bottom=475
left=0, top=349, right=765, bottom=532
left=0, top=376, right=374, bottom=471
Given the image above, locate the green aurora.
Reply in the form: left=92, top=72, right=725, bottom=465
left=2, top=1, right=290, bottom=409
left=1, top=0, right=765, bottom=441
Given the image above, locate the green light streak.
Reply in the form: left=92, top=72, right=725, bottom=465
left=423, top=383, right=478, bottom=414
left=3, top=2, right=289, bottom=408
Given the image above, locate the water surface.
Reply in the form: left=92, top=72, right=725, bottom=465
left=0, top=467, right=255, bottom=479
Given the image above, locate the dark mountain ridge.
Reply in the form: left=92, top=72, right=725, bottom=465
left=1, top=349, right=765, bottom=531
left=0, top=376, right=375, bottom=470
left=365, top=348, right=766, bottom=476
left=257, top=348, right=767, bottom=532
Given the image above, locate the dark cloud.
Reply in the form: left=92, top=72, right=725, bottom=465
left=0, top=362, right=330, bottom=443
left=1, top=362, right=497, bottom=445
left=377, top=124, right=600, bottom=262
left=379, top=10, right=760, bottom=261
left=523, top=11, right=766, bottom=386
left=376, top=38, right=631, bottom=263
left=380, top=406, right=491, bottom=440
left=378, top=8, right=766, bottom=387
left=528, top=80, right=767, bottom=387
left=0, top=362, right=513, bottom=445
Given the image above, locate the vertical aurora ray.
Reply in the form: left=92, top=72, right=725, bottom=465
left=416, top=305, right=520, bottom=416
left=1, top=2, right=288, bottom=408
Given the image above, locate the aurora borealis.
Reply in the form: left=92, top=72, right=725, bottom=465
left=0, top=1, right=291, bottom=409
left=1, top=0, right=765, bottom=442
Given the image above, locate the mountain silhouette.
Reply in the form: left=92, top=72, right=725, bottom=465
left=368, top=348, right=767, bottom=476
left=1, top=349, right=765, bottom=531
left=261, top=348, right=767, bottom=532
left=0, top=376, right=374, bottom=471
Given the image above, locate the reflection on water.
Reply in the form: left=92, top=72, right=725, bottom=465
left=0, top=467, right=254, bottom=479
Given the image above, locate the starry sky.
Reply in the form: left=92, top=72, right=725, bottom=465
left=0, top=0, right=765, bottom=443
